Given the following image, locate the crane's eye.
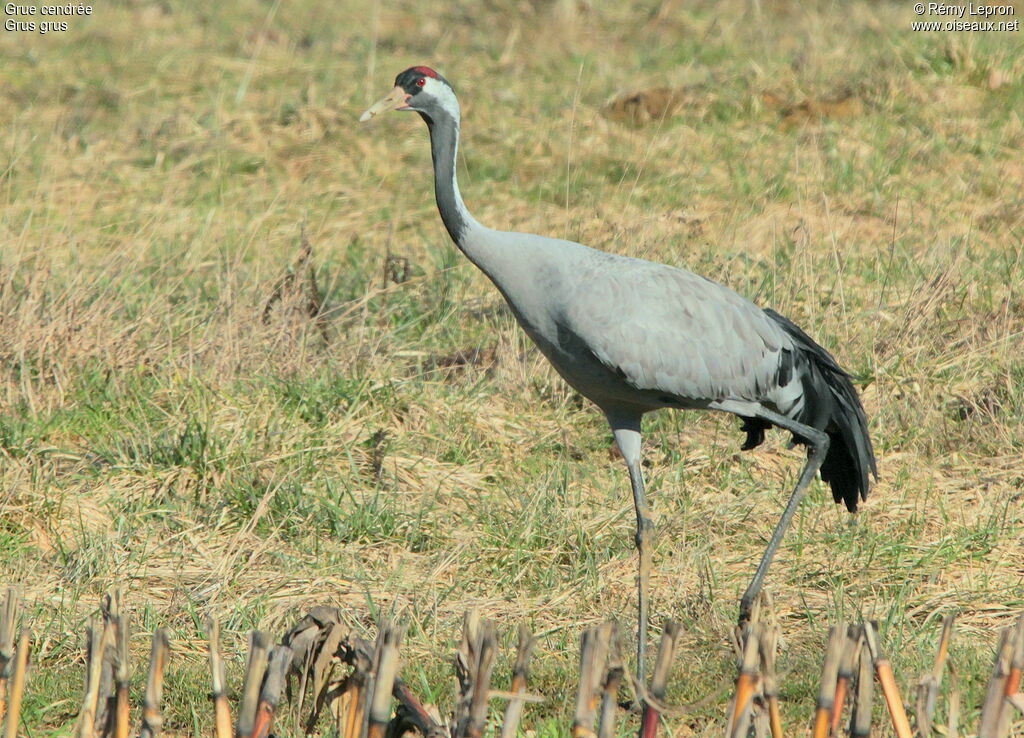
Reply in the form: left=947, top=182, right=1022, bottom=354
left=415, top=78, right=426, bottom=87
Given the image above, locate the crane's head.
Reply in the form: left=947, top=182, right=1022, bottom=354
left=359, top=66, right=458, bottom=125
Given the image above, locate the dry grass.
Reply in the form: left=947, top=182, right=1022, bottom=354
left=1, top=0, right=1023, bottom=733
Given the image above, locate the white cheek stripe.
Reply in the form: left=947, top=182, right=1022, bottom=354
left=423, top=76, right=460, bottom=119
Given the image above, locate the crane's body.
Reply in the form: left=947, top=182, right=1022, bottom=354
left=462, top=230, right=797, bottom=419
left=362, top=67, right=876, bottom=682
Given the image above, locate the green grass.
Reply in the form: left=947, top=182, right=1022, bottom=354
left=1, top=0, right=1023, bottom=734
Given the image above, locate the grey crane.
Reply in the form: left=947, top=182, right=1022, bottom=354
left=361, top=67, right=876, bottom=680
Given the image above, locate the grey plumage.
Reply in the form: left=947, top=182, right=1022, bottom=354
left=363, top=67, right=877, bottom=680
left=467, top=230, right=875, bottom=507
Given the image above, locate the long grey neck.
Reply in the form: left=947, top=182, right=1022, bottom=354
left=425, top=110, right=484, bottom=251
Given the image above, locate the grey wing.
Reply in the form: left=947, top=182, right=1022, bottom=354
left=563, top=260, right=795, bottom=407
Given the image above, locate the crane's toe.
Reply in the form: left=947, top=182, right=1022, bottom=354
left=739, top=416, right=769, bottom=451
left=737, top=596, right=755, bottom=627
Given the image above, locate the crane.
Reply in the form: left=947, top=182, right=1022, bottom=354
left=361, top=67, right=876, bottom=680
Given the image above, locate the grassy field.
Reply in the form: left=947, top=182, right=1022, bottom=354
left=1, top=0, right=1023, bottom=733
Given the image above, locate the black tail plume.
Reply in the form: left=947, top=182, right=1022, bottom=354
left=763, top=309, right=877, bottom=511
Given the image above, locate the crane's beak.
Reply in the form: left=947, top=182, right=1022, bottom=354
left=359, top=86, right=412, bottom=123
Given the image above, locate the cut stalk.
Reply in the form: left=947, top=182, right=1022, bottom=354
left=236, top=631, right=271, bottom=738
left=452, top=611, right=480, bottom=738
left=597, top=630, right=624, bottom=738
left=850, top=634, right=873, bottom=738
left=729, top=626, right=761, bottom=738
left=79, top=619, right=113, bottom=738
left=977, top=627, right=1013, bottom=738
left=500, top=625, right=537, bottom=738
left=831, top=625, right=860, bottom=736
left=335, top=687, right=355, bottom=738
left=863, top=621, right=912, bottom=738
left=946, top=668, right=960, bottom=738
left=251, top=645, right=293, bottom=738
left=640, top=621, right=682, bottom=738
left=98, top=592, right=121, bottom=738
left=0, top=590, right=21, bottom=727
left=915, top=614, right=955, bottom=738
left=367, top=625, right=403, bottom=738
left=207, top=618, right=232, bottom=738
left=758, top=624, right=783, bottom=738
left=394, top=680, right=447, bottom=738
left=139, top=629, right=169, bottom=738
left=467, top=622, right=498, bottom=738
left=811, top=624, right=845, bottom=738
left=113, top=614, right=130, bottom=738
left=2, top=628, right=29, bottom=738
left=572, top=624, right=611, bottom=738
left=1005, top=612, right=1024, bottom=698
left=359, top=623, right=394, bottom=738
left=306, top=620, right=349, bottom=735
left=341, top=630, right=372, bottom=738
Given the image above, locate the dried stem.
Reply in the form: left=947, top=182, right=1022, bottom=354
left=113, top=613, right=130, bottom=738
left=237, top=631, right=271, bottom=738
left=207, top=618, right=233, bottom=738
left=0, top=590, right=21, bottom=727
left=850, top=634, right=873, bottom=738
left=1008, top=693, right=1024, bottom=713
left=283, top=611, right=454, bottom=738
left=597, top=630, right=624, bottom=738
left=341, top=632, right=372, bottom=738
left=500, top=625, right=537, bottom=738
left=728, top=626, right=761, bottom=738
left=811, top=624, right=845, bottom=738
left=307, top=620, right=349, bottom=733
left=467, top=622, right=498, bottom=738
left=394, top=681, right=447, bottom=738
left=139, top=629, right=169, bottom=738
left=346, top=684, right=365, bottom=738
left=573, top=623, right=612, bottom=738
left=367, top=624, right=403, bottom=738
left=357, top=624, right=390, bottom=738
left=346, top=638, right=444, bottom=738
left=79, top=619, right=113, bottom=738
left=640, top=621, right=682, bottom=738
left=1005, top=612, right=1024, bottom=698
left=97, top=592, right=121, bottom=738
left=946, top=667, right=960, bottom=738
left=831, top=625, right=860, bottom=736
left=757, top=623, right=783, bottom=738
left=863, top=621, right=913, bottom=738
left=916, top=614, right=955, bottom=738
left=251, top=645, right=293, bottom=738
left=335, top=688, right=356, bottom=738
left=2, top=628, right=30, bottom=738
left=977, top=627, right=1013, bottom=738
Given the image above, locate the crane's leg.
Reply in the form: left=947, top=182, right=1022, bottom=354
left=738, top=409, right=829, bottom=625
left=611, top=421, right=652, bottom=685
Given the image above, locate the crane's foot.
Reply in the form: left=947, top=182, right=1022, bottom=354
left=737, top=593, right=756, bottom=629
left=741, top=585, right=770, bottom=626
left=619, top=699, right=644, bottom=715
left=733, top=594, right=762, bottom=666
